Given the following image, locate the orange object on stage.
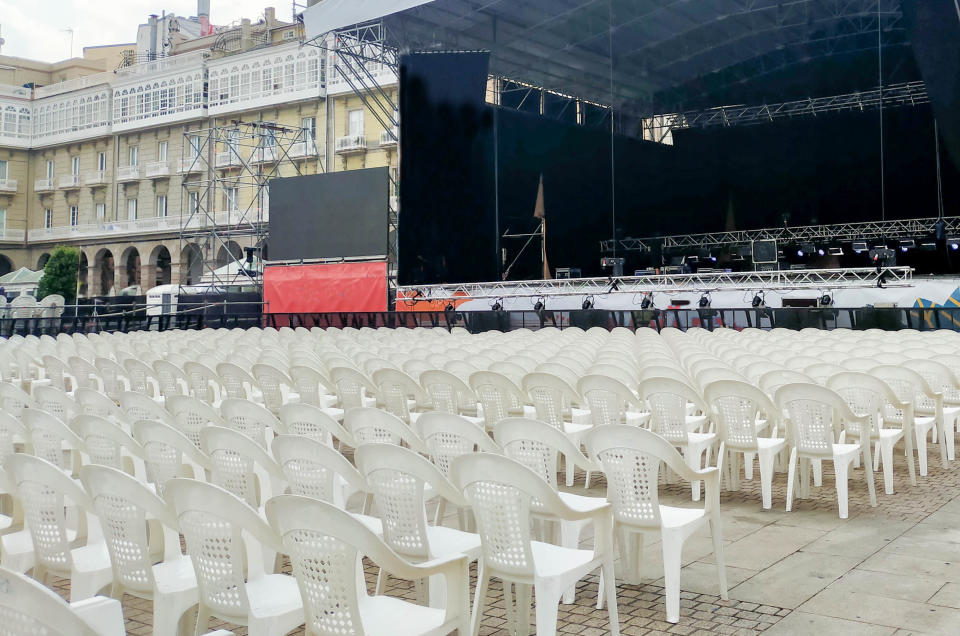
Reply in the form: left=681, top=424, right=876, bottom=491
left=263, top=262, right=388, bottom=313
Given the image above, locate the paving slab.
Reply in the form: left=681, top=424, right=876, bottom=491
left=802, top=518, right=914, bottom=559
left=763, top=611, right=897, bottom=636
left=800, top=589, right=960, bottom=635
left=701, top=522, right=826, bottom=571
left=826, top=569, right=947, bottom=603
left=730, top=550, right=860, bottom=608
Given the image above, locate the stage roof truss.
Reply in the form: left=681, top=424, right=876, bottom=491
left=398, top=267, right=913, bottom=301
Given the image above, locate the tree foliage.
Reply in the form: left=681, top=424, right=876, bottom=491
left=37, top=246, right=79, bottom=303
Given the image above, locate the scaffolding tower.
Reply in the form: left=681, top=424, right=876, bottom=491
left=179, top=121, right=314, bottom=291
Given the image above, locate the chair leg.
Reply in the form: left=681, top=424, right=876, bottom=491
left=835, top=458, right=851, bottom=519
left=193, top=605, right=211, bottom=636
left=434, top=498, right=446, bottom=526
left=904, top=427, right=918, bottom=486
left=602, top=558, right=621, bottom=636
left=565, top=454, right=575, bottom=488
left=812, top=458, right=823, bottom=487
left=661, top=533, right=684, bottom=623
left=880, top=438, right=895, bottom=495
left=938, top=417, right=950, bottom=469
left=743, top=451, right=755, bottom=480
left=682, top=445, right=705, bottom=502
left=943, top=413, right=956, bottom=462
left=470, top=565, right=489, bottom=636
left=916, top=425, right=929, bottom=477
left=533, top=584, right=560, bottom=636
left=757, top=449, right=776, bottom=510
left=375, top=568, right=386, bottom=595
left=710, top=516, right=728, bottom=600
left=560, top=520, right=581, bottom=603
left=861, top=443, right=877, bottom=508
left=785, top=448, right=798, bottom=512
left=515, top=583, right=532, bottom=636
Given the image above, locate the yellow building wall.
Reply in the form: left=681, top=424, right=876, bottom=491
left=1, top=148, right=30, bottom=230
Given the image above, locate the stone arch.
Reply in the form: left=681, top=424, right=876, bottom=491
left=148, top=244, right=172, bottom=289
left=120, top=246, right=141, bottom=289
left=180, top=243, right=203, bottom=285
left=36, top=253, right=51, bottom=270
left=216, top=240, right=243, bottom=267
left=93, top=248, right=115, bottom=296
left=0, top=254, right=12, bottom=277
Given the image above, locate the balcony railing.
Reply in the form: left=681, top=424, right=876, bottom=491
left=144, top=161, right=171, bottom=178
left=254, top=146, right=278, bottom=164
left=0, top=179, right=17, bottom=193
left=85, top=171, right=108, bottom=186
left=380, top=129, right=398, bottom=147
left=117, top=165, right=140, bottom=181
left=0, top=229, right=26, bottom=241
left=27, top=210, right=268, bottom=243
left=58, top=174, right=81, bottom=189
left=336, top=134, right=367, bottom=153
left=289, top=140, right=319, bottom=158
left=216, top=151, right=241, bottom=168
left=34, top=178, right=54, bottom=192
left=178, top=156, right=206, bottom=173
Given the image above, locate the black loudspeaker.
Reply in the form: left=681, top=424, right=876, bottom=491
left=903, top=1, right=960, bottom=168
left=751, top=240, right=778, bottom=264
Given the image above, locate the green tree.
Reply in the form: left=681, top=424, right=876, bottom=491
left=36, top=245, right=80, bottom=303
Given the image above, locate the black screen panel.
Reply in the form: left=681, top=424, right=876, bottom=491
left=268, top=168, right=389, bottom=261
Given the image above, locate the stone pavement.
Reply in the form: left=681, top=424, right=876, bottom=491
left=49, top=441, right=960, bottom=635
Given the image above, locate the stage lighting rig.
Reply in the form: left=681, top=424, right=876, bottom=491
left=698, top=294, right=711, bottom=308
left=490, top=298, right=503, bottom=311
left=640, top=294, right=652, bottom=309
left=751, top=292, right=765, bottom=308
left=899, top=239, right=915, bottom=253
left=533, top=297, right=545, bottom=313
left=820, top=294, right=833, bottom=307
left=582, top=296, right=594, bottom=310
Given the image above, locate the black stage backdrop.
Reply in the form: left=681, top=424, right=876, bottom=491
left=399, top=63, right=960, bottom=284
left=398, top=51, right=494, bottom=286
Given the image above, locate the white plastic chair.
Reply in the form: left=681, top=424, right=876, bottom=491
left=119, top=391, right=175, bottom=426
left=132, top=420, right=214, bottom=497
left=419, top=369, right=481, bottom=421
left=79, top=465, right=199, bottom=636
left=585, top=425, right=727, bottom=623
left=123, top=358, right=161, bottom=398
left=32, top=385, right=78, bottom=422
left=265, top=495, right=471, bottom=636
left=372, top=367, right=430, bottom=425
left=344, top=407, right=427, bottom=453
left=775, top=383, right=875, bottom=519
left=415, top=412, right=500, bottom=477
left=183, top=361, right=223, bottom=406
left=452, top=452, right=619, bottom=636
left=469, top=370, right=527, bottom=431
left=577, top=375, right=648, bottom=428
left=200, top=426, right=285, bottom=510
left=287, top=365, right=339, bottom=409
left=0, top=382, right=36, bottom=419
left=522, top=372, right=594, bottom=487
left=251, top=363, right=300, bottom=415
left=277, top=403, right=355, bottom=447
left=271, top=434, right=369, bottom=511
left=3, top=454, right=112, bottom=601
left=220, top=398, right=279, bottom=449
left=871, top=365, right=943, bottom=476
left=330, top=366, right=379, bottom=411
left=164, top=478, right=303, bottom=636
left=73, top=415, right=146, bottom=480
left=153, top=360, right=189, bottom=398
left=0, top=566, right=125, bottom=635
left=165, top=395, right=226, bottom=448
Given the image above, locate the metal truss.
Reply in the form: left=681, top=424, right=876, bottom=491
left=643, top=81, right=928, bottom=143
left=640, top=216, right=960, bottom=251
left=398, top=267, right=913, bottom=302
left=600, top=238, right=651, bottom=254
left=180, top=122, right=310, bottom=290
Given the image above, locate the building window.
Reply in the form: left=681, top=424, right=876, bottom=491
left=0, top=209, right=5, bottom=233
left=97, top=151, right=106, bottom=172
left=69, top=206, right=79, bottom=227
left=95, top=202, right=106, bottom=221
left=46, top=160, right=55, bottom=179
left=157, top=195, right=168, bottom=217
left=127, top=198, right=137, bottom=220
left=158, top=141, right=168, bottom=162
left=302, top=117, right=316, bottom=148
left=71, top=156, right=80, bottom=176
left=129, top=145, right=139, bottom=166
left=0, top=160, right=7, bottom=181
left=188, top=191, right=199, bottom=214
left=188, top=135, right=201, bottom=160
left=262, top=123, right=277, bottom=148
left=348, top=110, right=364, bottom=138
left=44, top=209, right=53, bottom=228
left=225, top=187, right=239, bottom=212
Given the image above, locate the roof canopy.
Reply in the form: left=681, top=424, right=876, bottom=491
left=0, top=268, right=42, bottom=285
left=305, top=0, right=908, bottom=113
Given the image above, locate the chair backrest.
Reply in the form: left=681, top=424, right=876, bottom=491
left=200, top=425, right=283, bottom=507
left=585, top=425, right=705, bottom=529
left=0, top=382, right=36, bottom=419
left=469, top=371, right=526, bottom=428
left=219, top=398, right=279, bottom=448
left=419, top=369, right=477, bottom=416
left=371, top=368, right=429, bottom=424
left=183, top=361, right=222, bottom=405
left=271, top=434, right=367, bottom=505
left=758, top=369, right=814, bottom=397
left=32, top=385, right=77, bottom=422
left=164, top=478, right=284, bottom=624
left=40, top=354, right=73, bottom=392
left=215, top=362, right=257, bottom=401
left=827, top=372, right=902, bottom=439
left=451, top=453, right=569, bottom=578
left=0, top=411, right=26, bottom=462
left=343, top=407, right=425, bottom=452
left=0, top=567, right=101, bottom=635
left=870, top=364, right=937, bottom=420
left=287, top=365, right=333, bottom=407
left=774, top=383, right=851, bottom=456
left=93, top=357, right=129, bottom=400
left=330, top=366, right=379, bottom=411
left=73, top=414, right=143, bottom=472
left=22, top=409, right=84, bottom=471
left=903, top=359, right=960, bottom=403
left=703, top=379, right=776, bottom=450
left=132, top=420, right=212, bottom=496
left=356, top=443, right=464, bottom=559
left=5, top=454, right=93, bottom=575
left=277, top=403, right=354, bottom=447
left=415, top=412, right=500, bottom=476
left=165, top=395, right=226, bottom=447
left=250, top=363, right=296, bottom=414
left=494, top=417, right=592, bottom=493
left=123, top=358, right=160, bottom=397
left=522, top=372, right=582, bottom=430
left=119, top=391, right=175, bottom=426
left=74, top=387, right=123, bottom=422
left=153, top=359, right=188, bottom=397
left=577, top=374, right=641, bottom=428
left=640, top=377, right=708, bottom=443
left=79, top=464, right=181, bottom=597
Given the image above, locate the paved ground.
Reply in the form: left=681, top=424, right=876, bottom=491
left=49, top=441, right=960, bottom=635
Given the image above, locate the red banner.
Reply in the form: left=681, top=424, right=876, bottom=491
left=263, top=262, right=388, bottom=313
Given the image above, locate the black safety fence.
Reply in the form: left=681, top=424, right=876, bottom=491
left=4, top=305, right=959, bottom=337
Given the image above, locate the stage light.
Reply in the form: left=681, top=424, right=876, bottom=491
left=899, top=239, right=915, bottom=253
left=920, top=241, right=937, bottom=251
left=444, top=303, right=454, bottom=312
left=582, top=296, right=594, bottom=310
left=796, top=249, right=804, bottom=257
left=817, top=248, right=825, bottom=256
left=640, top=294, right=652, bottom=309
left=491, top=298, right=503, bottom=311
left=828, top=246, right=844, bottom=256
left=752, top=292, right=765, bottom=308
left=852, top=241, right=868, bottom=253
left=533, top=298, right=545, bottom=313
left=798, top=242, right=815, bottom=257
left=820, top=294, right=833, bottom=307
left=698, top=294, right=711, bottom=308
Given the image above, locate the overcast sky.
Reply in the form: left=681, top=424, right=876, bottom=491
left=0, top=0, right=283, bottom=63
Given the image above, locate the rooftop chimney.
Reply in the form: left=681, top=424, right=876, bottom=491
left=264, top=7, right=276, bottom=26
left=197, top=0, right=212, bottom=36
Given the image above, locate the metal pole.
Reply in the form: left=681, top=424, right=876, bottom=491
left=878, top=0, right=886, bottom=221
